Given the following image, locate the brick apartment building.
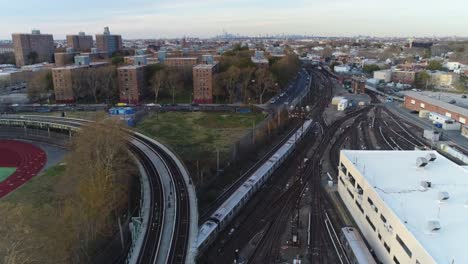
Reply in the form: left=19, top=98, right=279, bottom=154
left=118, top=56, right=148, bottom=104
left=54, top=49, right=78, bottom=67
left=12, top=30, right=55, bottom=67
left=66, top=32, right=93, bottom=52
left=193, top=63, right=218, bottom=104
left=164, top=57, right=199, bottom=68
left=404, top=91, right=468, bottom=125
left=391, top=70, right=416, bottom=85
left=0, top=43, right=14, bottom=54
left=95, top=27, right=122, bottom=55
left=52, top=56, right=110, bottom=102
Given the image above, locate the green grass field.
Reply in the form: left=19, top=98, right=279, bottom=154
left=136, top=112, right=265, bottom=162
left=0, top=167, right=16, bottom=182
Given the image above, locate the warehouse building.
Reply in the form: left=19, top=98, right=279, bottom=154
left=404, top=91, right=468, bottom=125
left=338, top=150, right=468, bottom=264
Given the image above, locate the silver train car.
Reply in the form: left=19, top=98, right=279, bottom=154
left=341, top=226, right=377, bottom=264
left=197, top=119, right=314, bottom=252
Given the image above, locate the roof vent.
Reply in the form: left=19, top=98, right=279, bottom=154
left=416, top=157, right=428, bottom=168
left=421, top=181, right=432, bottom=189
left=426, top=220, right=441, bottom=232
left=426, top=153, right=437, bottom=162
left=438, top=191, right=449, bottom=201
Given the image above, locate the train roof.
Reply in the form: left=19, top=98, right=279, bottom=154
left=196, top=220, right=217, bottom=248
left=342, top=227, right=377, bottom=264
left=211, top=182, right=252, bottom=222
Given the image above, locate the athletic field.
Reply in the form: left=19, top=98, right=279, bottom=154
left=0, top=167, right=16, bottom=182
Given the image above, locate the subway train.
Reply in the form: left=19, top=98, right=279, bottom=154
left=196, top=119, right=314, bottom=252
left=341, top=226, right=377, bottom=264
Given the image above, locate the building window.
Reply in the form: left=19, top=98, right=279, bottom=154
left=366, top=215, right=376, bottom=231
left=410, top=99, right=416, bottom=105
left=339, top=176, right=345, bottom=185
left=339, top=162, right=347, bottom=174
left=380, top=214, right=387, bottom=223
left=396, top=234, right=412, bottom=257
left=378, top=233, right=382, bottom=240
left=420, top=103, right=425, bottom=108
left=446, top=112, right=452, bottom=118
left=393, top=256, right=400, bottom=264
left=348, top=173, right=356, bottom=186
left=460, top=117, right=466, bottom=124
left=347, top=188, right=354, bottom=199
left=355, top=201, right=364, bottom=213
left=384, top=242, right=391, bottom=253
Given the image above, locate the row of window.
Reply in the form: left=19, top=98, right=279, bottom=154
left=341, top=162, right=416, bottom=264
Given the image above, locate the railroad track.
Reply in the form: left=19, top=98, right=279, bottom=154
left=1, top=115, right=190, bottom=264
left=130, top=142, right=165, bottom=264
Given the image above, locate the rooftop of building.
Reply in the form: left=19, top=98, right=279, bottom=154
left=193, top=62, right=218, bottom=69
left=342, top=150, right=468, bottom=264
left=165, top=57, right=198, bottom=60
left=251, top=57, right=269, bottom=64
left=118, top=64, right=148, bottom=70
left=53, top=61, right=109, bottom=70
left=403, top=91, right=468, bottom=117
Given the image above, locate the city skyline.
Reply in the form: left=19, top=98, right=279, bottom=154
left=1, top=0, right=467, bottom=39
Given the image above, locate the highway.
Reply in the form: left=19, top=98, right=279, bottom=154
left=267, top=68, right=311, bottom=109
left=0, top=115, right=194, bottom=264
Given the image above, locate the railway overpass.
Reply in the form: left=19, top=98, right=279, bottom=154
left=0, top=115, right=198, bottom=264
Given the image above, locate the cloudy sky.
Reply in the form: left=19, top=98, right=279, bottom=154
left=1, top=0, right=466, bottom=39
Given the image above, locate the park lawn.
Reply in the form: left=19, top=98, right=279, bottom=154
left=0, top=164, right=72, bottom=263
left=136, top=112, right=266, bottom=161
left=3, top=163, right=66, bottom=205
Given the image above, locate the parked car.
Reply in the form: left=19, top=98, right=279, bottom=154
left=461, top=94, right=467, bottom=99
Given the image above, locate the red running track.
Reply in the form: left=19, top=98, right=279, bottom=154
left=0, top=140, right=47, bottom=199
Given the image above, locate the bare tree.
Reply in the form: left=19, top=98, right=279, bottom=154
left=166, top=69, right=182, bottom=104
left=150, top=70, right=166, bottom=103
left=239, top=67, right=254, bottom=103
left=253, top=68, right=277, bottom=104
left=224, top=66, right=241, bottom=103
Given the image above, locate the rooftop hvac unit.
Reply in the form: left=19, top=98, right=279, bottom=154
left=421, top=181, right=432, bottom=189
left=426, top=153, right=437, bottom=162
left=438, top=191, right=449, bottom=201
left=384, top=223, right=393, bottom=233
left=416, top=157, right=429, bottom=168
left=426, top=220, right=441, bottom=232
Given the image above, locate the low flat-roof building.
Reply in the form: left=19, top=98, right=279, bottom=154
left=404, top=91, right=468, bottom=125
left=338, top=150, right=468, bottom=264
left=392, top=70, right=416, bottom=85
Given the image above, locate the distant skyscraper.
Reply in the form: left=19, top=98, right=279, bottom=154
left=12, top=30, right=54, bottom=67
left=66, top=32, right=93, bottom=52
left=95, top=27, right=122, bottom=55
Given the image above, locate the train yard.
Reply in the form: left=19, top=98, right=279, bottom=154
left=197, top=67, right=433, bottom=264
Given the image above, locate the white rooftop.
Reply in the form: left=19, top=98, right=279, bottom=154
left=342, top=150, right=468, bottom=264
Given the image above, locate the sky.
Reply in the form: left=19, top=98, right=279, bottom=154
left=1, top=0, right=467, bottom=39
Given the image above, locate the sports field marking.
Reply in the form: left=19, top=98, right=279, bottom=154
left=0, top=167, right=16, bottom=182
